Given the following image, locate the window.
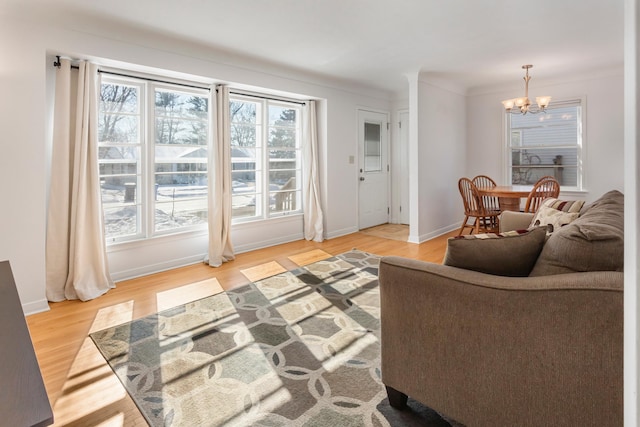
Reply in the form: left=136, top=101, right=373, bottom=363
left=98, top=76, right=209, bottom=242
left=506, top=99, right=584, bottom=190
left=229, top=95, right=302, bottom=221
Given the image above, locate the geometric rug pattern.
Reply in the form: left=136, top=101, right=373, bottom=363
left=90, top=250, right=453, bottom=426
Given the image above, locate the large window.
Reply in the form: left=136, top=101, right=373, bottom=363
left=98, top=76, right=209, bottom=242
left=230, top=95, right=302, bottom=221
left=506, top=99, right=584, bottom=190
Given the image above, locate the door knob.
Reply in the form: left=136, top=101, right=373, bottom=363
left=360, top=177, right=365, bottom=181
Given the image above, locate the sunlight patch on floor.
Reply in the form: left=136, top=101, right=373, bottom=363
left=241, top=261, right=287, bottom=282
left=288, top=249, right=332, bottom=266
left=156, top=277, right=224, bottom=311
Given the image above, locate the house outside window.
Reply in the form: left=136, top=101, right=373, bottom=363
left=506, top=98, right=584, bottom=190
left=230, top=95, right=302, bottom=221
left=98, top=76, right=209, bottom=242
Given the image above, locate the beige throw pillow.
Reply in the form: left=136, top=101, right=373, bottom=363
left=529, top=198, right=585, bottom=234
left=443, top=226, right=547, bottom=277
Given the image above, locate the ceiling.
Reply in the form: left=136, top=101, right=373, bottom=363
left=7, top=0, right=625, bottom=93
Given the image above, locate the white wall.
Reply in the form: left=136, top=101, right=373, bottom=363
left=466, top=68, right=625, bottom=202
left=0, top=11, right=391, bottom=313
left=407, top=73, right=467, bottom=243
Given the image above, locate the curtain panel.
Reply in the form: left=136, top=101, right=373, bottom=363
left=46, top=59, right=114, bottom=301
left=205, top=85, right=235, bottom=267
left=302, top=100, right=324, bottom=242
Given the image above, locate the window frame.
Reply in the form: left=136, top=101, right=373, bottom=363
left=98, top=74, right=211, bottom=244
left=503, top=96, right=586, bottom=191
left=229, top=93, right=303, bottom=224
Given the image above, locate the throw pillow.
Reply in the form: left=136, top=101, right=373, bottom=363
left=529, top=198, right=585, bottom=233
left=443, top=226, right=547, bottom=277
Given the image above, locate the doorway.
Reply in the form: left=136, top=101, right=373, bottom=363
left=358, top=109, right=389, bottom=230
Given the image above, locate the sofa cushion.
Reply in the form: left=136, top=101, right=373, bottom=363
left=529, top=198, right=585, bottom=234
left=443, top=226, right=547, bottom=277
left=529, top=190, right=624, bottom=276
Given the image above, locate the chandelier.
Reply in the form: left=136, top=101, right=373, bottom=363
left=501, top=65, right=551, bottom=115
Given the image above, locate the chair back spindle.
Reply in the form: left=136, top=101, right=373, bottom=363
left=524, top=176, right=560, bottom=213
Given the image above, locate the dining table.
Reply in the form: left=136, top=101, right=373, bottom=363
left=476, top=185, right=533, bottom=212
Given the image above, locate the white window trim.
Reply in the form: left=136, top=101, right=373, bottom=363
left=229, top=93, right=303, bottom=224
left=502, top=95, right=587, bottom=192
left=99, top=73, right=211, bottom=245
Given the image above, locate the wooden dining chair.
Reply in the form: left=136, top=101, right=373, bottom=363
left=472, top=175, right=500, bottom=212
left=523, top=176, right=561, bottom=213
left=457, top=177, right=501, bottom=235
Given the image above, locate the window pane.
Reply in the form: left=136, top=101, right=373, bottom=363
left=231, top=124, right=257, bottom=148
left=269, top=170, right=297, bottom=188
left=230, top=101, right=257, bottom=124
left=232, top=195, right=257, bottom=218
left=232, top=171, right=257, bottom=195
left=268, top=128, right=296, bottom=148
left=103, top=206, right=139, bottom=240
left=155, top=91, right=208, bottom=119
left=99, top=81, right=142, bottom=240
left=232, top=170, right=260, bottom=218
left=268, top=105, right=297, bottom=149
left=155, top=90, right=208, bottom=145
left=269, top=148, right=296, bottom=158
left=99, top=146, right=138, bottom=160
left=99, top=84, right=139, bottom=144
left=511, top=147, right=577, bottom=185
left=153, top=88, right=209, bottom=233
left=155, top=198, right=207, bottom=232
left=508, top=102, right=581, bottom=188
left=229, top=100, right=262, bottom=147
left=510, top=107, right=578, bottom=147
left=99, top=114, right=139, bottom=143
left=100, top=84, right=138, bottom=113
left=269, top=106, right=296, bottom=127
left=364, top=122, right=381, bottom=172
left=270, top=190, right=300, bottom=213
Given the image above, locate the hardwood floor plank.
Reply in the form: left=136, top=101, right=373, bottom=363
left=26, top=230, right=456, bottom=426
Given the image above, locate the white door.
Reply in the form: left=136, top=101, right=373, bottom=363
left=358, top=110, right=389, bottom=229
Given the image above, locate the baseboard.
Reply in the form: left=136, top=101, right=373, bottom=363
left=110, top=254, right=206, bottom=283
left=409, top=223, right=459, bottom=244
left=233, top=232, right=304, bottom=254
left=23, top=299, right=51, bottom=316
left=325, top=226, right=358, bottom=240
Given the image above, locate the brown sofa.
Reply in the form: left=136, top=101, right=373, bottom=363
left=378, top=190, right=623, bottom=427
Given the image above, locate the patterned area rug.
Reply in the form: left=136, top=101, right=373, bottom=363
left=90, top=250, right=454, bottom=426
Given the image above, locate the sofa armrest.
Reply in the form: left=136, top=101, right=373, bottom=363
left=378, top=256, right=623, bottom=426
left=499, top=210, right=534, bottom=232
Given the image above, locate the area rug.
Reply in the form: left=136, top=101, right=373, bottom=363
left=90, top=250, right=454, bottom=427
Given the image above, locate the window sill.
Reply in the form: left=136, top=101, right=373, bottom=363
left=106, top=227, right=208, bottom=253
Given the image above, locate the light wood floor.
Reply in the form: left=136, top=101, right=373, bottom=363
left=27, top=228, right=456, bottom=426
left=360, top=223, right=410, bottom=241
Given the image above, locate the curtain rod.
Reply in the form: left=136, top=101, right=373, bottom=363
left=53, top=56, right=308, bottom=104
left=98, top=70, right=210, bottom=91
left=229, top=91, right=306, bottom=106
left=53, top=56, right=210, bottom=91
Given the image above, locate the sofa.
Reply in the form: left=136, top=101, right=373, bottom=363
left=378, top=190, right=623, bottom=427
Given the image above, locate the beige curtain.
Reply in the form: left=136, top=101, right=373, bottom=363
left=205, top=85, right=235, bottom=267
left=302, top=100, right=324, bottom=241
left=46, top=59, right=114, bottom=302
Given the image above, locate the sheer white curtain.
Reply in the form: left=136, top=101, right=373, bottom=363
left=302, top=100, right=324, bottom=241
left=205, top=85, right=235, bottom=267
left=46, top=59, right=114, bottom=301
